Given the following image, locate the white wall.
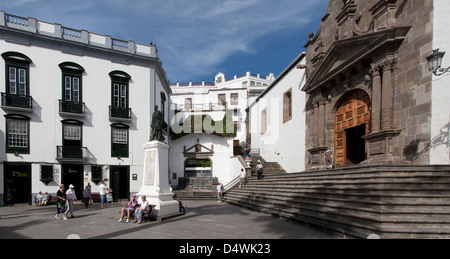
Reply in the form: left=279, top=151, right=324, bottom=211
left=169, top=133, right=235, bottom=186
left=250, top=55, right=307, bottom=173
left=430, top=0, right=450, bottom=164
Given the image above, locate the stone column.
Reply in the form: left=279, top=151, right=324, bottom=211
left=313, top=101, right=320, bottom=147
left=381, top=58, right=397, bottom=130
left=318, top=98, right=326, bottom=147
left=370, top=66, right=382, bottom=132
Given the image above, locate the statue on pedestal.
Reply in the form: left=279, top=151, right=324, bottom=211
left=150, top=105, right=165, bottom=142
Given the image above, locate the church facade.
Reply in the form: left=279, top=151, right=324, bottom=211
left=302, top=0, right=449, bottom=170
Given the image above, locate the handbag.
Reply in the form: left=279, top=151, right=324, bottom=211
left=57, top=202, right=66, bottom=213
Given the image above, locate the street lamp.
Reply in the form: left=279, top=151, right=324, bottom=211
left=426, top=49, right=449, bottom=76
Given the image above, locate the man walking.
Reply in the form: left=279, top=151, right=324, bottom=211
left=239, top=168, right=246, bottom=188
left=66, top=184, right=77, bottom=218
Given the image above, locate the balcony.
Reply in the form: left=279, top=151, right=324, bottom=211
left=1, top=93, right=33, bottom=113
left=175, top=102, right=227, bottom=113
left=109, top=106, right=132, bottom=122
left=59, top=100, right=85, bottom=117
left=56, top=146, right=88, bottom=163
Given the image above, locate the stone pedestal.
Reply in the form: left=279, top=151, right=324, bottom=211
left=363, top=129, right=403, bottom=165
left=137, top=141, right=180, bottom=219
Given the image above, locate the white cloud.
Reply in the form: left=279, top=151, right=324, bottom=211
left=150, top=0, right=322, bottom=81
left=2, top=0, right=326, bottom=81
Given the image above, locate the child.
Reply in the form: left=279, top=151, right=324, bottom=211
left=107, top=188, right=114, bottom=203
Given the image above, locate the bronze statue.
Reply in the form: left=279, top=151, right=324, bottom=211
left=150, top=105, right=165, bottom=142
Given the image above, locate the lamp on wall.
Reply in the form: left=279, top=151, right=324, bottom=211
left=426, top=49, right=449, bottom=76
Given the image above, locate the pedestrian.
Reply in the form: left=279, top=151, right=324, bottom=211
left=99, top=180, right=108, bottom=209
left=217, top=183, right=223, bottom=203
left=87, top=182, right=93, bottom=205
left=107, top=188, right=114, bottom=203
left=323, top=148, right=334, bottom=169
left=134, top=195, right=150, bottom=224
left=173, top=193, right=186, bottom=213
left=256, top=160, right=263, bottom=180
left=239, top=168, right=246, bottom=187
left=65, top=184, right=77, bottom=218
left=55, top=184, right=67, bottom=220
left=83, top=185, right=90, bottom=208
left=119, top=194, right=138, bottom=223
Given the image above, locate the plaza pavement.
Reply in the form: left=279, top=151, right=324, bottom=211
left=0, top=199, right=343, bottom=239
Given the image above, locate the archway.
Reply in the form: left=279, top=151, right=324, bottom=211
left=334, top=89, right=371, bottom=166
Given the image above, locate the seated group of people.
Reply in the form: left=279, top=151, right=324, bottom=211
left=34, top=191, right=50, bottom=206
left=118, top=194, right=152, bottom=224
left=119, top=193, right=187, bottom=224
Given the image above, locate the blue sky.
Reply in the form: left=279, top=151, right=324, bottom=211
left=1, top=0, right=329, bottom=83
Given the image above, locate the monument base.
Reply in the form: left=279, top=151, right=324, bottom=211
left=137, top=140, right=181, bottom=220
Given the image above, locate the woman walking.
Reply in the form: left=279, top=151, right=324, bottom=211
left=55, top=184, right=67, bottom=220
left=256, top=160, right=263, bottom=180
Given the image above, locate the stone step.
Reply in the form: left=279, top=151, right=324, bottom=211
left=226, top=189, right=450, bottom=208
left=225, top=192, right=450, bottom=215
left=226, top=196, right=450, bottom=239
left=225, top=196, right=450, bottom=238
left=225, top=165, right=450, bottom=238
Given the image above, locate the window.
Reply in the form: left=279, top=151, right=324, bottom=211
left=5, top=114, right=30, bottom=154
left=218, top=94, right=226, bottom=107
left=91, top=165, right=104, bottom=184
left=109, top=71, right=131, bottom=120
left=261, top=109, right=267, bottom=135
left=283, top=88, right=292, bottom=123
left=2, top=52, right=32, bottom=109
left=160, top=92, right=167, bottom=119
left=111, top=123, right=129, bottom=157
left=2, top=52, right=31, bottom=96
left=185, top=98, right=192, bottom=111
left=59, top=62, right=85, bottom=114
left=9, top=67, right=27, bottom=95
left=60, top=119, right=83, bottom=158
left=231, top=93, right=239, bottom=105
left=64, top=76, right=80, bottom=102
left=40, top=165, right=54, bottom=185
left=112, top=128, right=128, bottom=144
left=64, top=125, right=81, bottom=140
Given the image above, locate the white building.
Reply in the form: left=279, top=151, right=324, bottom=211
left=249, top=52, right=307, bottom=173
left=430, top=0, right=450, bottom=165
left=0, top=11, right=171, bottom=206
left=169, top=72, right=274, bottom=188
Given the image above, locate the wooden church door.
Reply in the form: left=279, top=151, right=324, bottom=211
left=334, top=90, right=371, bottom=166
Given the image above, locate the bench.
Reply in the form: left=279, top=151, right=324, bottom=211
left=48, top=195, right=58, bottom=205
left=119, top=204, right=156, bottom=223
left=143, top=205, right=156, bottom=222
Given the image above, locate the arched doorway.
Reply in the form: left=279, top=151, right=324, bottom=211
left=184, top=158, right=212, bottom=178
left=334, top=89, right=371, bottom=166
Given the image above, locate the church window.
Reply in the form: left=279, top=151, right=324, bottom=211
left=283, top=88, right=292, bottom=123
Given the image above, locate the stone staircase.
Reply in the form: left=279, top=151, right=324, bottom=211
left=224, top=164, right=450, bottom=239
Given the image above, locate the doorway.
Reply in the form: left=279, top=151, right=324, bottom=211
left=110, top=166, right=129, bottom=201
left=4, top=163, right=31, bottom=205
left=334, top=89, right=371, bottom=166
left=62, top=164, right=83, bottom=201
left=345, top=124, right=367, bottom=164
